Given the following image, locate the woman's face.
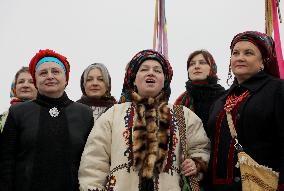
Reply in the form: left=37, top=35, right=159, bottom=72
left=134, top=59, right=165, bottom=98
left=84, top=68, right=107, bottom=98
left=188, top=54, right=211, bottom=81
left=15, top=72, right=37, bottom=100
left=231, top=41, right=264, bottom=84
left=35, top=62, right=67, bottom=98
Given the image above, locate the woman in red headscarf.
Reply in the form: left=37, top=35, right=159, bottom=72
left=205, top=31, right=284, bottom=191
left=0, top=49, right=94, bottom=191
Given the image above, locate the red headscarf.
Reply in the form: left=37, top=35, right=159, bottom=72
left=230, top=31, right=279, bottom=78
left=29, top=49, right=70, bottom=86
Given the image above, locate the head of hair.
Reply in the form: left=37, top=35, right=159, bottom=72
left=14, top=67, right=30, bottom=84
left=186, top=49, right=218, bottom=80
left=80, top=63, right=112, bottom=97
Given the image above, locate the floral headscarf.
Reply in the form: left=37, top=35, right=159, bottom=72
left=119, top=49, right=173, bottom=103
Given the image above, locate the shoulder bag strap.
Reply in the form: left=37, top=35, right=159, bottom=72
left=226, top=111, right=243, bottom=151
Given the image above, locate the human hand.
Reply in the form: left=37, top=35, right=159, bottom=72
left=181, top=158, right=197, bottom=176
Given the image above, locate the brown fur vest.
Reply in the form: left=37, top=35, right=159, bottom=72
left=131, top=92, right=170, bottom=178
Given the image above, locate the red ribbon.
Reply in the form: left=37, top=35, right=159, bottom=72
left=272, top=0, right=284, bottom=78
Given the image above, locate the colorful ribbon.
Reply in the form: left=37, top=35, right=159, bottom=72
left=272, top=0, right=284, bottom=78
left=153, top=0, right=168, bottom=59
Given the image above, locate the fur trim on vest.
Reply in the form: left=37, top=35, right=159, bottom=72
left=131, top=92, right=170, bottom=178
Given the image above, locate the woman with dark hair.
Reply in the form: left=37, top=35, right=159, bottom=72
left=0, top=67, right=37, bottom=132
left=206, top=31, right=284, bottom=191
left=77, top=63, right=116, bottom=121
left=78, top=49, right=210, bottom=191
left=175, top=49, right=225, bottom=133
left=0, top=49, right=94, bottom=191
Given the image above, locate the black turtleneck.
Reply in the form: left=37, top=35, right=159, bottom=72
left=31, top=92, right=73, bottom=190
left=185, top=77, right=225, bottom=133
left=35, top=92, right=73, bottom=108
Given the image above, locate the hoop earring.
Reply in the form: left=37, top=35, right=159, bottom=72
left=226, top=63, right=233, bottom=86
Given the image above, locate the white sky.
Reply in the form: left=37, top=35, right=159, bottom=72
left=0, top=0, right=283, bottom=113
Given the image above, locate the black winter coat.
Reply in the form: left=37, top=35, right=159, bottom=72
left=205, top=71, right=284, bottom=191
left=0, top=93, right=94, bottom=191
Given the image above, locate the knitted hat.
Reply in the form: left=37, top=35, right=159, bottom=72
left=29, top=49, right=70, bottom=85
left=230, top=31, right=279, bottom=78
left=119, top=49, right=173, bottom=102
left=80, top=63, right=112, bottom=96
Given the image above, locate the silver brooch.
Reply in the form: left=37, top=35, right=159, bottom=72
left=235, top=162, right=240, bottom=168
left=49, top=107, right=60, bottom=117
